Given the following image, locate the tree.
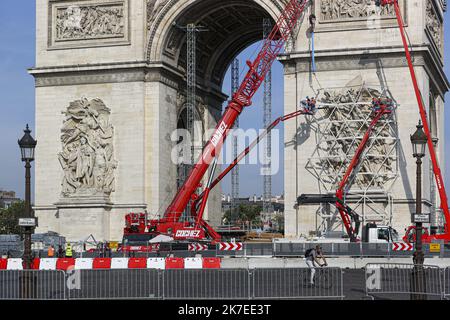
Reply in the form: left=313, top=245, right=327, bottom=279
left=223, top=204, right=262, bottom=225
left=0, top=201, right=25, bottom=234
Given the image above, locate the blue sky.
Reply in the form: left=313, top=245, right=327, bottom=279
left=0, top=1, right=448, bottom=201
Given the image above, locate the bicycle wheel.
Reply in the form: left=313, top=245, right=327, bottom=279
left=299, top=269, right=312, bottom=288
left=316, top=269, right=333, bottom=290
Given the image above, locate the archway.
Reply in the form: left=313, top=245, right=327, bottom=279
left=146, top=0, right=283, bottom=226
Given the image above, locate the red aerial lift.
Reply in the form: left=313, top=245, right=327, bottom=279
left=378, top=0, right=450, bottom=243
left=123, top=0, right=312, bottom=243
left=335, top=99, right=395, bottom=242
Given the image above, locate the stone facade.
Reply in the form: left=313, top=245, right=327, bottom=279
left=32, top=0, right=448, bottom=241
left=282, top=0, right=449, bottom=238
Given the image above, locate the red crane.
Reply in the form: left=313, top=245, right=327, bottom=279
left=335, top=100, right=394, bottom=242
left=378, top=0, right=450, bottom=243
left=127, top=0, right=312, bottom=242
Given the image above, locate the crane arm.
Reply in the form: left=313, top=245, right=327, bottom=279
left=336, top=104, right=393, bottom=242
left=163, top=0, right=311, bottom=223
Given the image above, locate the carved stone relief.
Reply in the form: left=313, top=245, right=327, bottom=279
left=319, top=0, right=395, bottom=21
left=426, top=0, right=443, bottom=52
left=49, top=1, right=129, bottom=49
left=59, top=98, right=117, bottom=198
left=55, top=4, right=125, bottom=40
left=306, top=76, right=398, bottom=192
left=147, top=0, right=170, bottom=30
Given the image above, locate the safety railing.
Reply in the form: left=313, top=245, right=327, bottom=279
left=365, top=263, right=444, bottom=300
left=0, top=268, right=344, bottom=300
left=445, top=267, right=450, bottom=300
left=0, top=270, right=66, bottom=300
left=163, top=269, right=250, bottom=300
left=26, top=241, right=448, bottom=259
left=67, top=269, right=160, bottom=300
left=274, top=242, right=444, bottom=258
left=252, top=267, right=344, bottom=300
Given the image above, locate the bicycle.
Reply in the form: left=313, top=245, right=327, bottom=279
left=300, top=265, right=333, bottom=289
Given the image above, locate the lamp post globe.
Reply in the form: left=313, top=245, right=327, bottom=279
left=18, top=124, right=37, bottom=162
left=410, top=121, right=427, bottom=159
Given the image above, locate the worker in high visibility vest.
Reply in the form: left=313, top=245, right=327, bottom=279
left=47, top=245, right=55, bottom=258
left=65, top=243, right=73, bottom=258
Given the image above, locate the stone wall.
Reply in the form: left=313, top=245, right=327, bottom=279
left=283, top=0, right=449, bottom=238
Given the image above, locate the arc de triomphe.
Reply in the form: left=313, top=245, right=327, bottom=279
left=31, top=0, right=448, bottom=241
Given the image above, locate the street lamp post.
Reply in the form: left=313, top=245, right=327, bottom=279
left=410, top=121, right=427, bottom=300
left=18, top=125, right=37, bottom=298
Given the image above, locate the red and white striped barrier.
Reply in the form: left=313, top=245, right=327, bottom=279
left=218, top=242, right=243, bottom=251
left=188, top=243, right=209, bottom=251
left=0, top=257, right=221, bottom=270
left=393, top=242, right=414, bottom=251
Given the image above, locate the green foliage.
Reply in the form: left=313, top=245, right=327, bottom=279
left=0, top=201, right=25, bottom=234
left=223, top=204, right=262, bottom=224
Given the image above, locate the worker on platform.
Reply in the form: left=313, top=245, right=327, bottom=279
left=309, top=97, right=317, bottom=113
left=300, top=97, right=310, bottom=111
left=47, top=245, right=55, bottom=258
left=304, top=245, right=328, bottom=286
left=372, top=97, right=381, bottom=112
left=65, top=242, right=73, bottom=258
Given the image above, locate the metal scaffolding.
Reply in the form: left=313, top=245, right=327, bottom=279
left=186, top=23, right=197, bottom=167
left=263, top=18, right=273, bottom=214
left=231, top=58, right=240, bottom=222
left=305, top=82, right=399, bottom=236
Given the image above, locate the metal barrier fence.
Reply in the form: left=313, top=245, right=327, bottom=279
left=0, top=270, right=66, bottom=300
left=365, top=263, right=443, bottom=300
left=163, top=269, right=250, bottom=300
left=252, top=268, right=344, bottom=300
left=23, top=242, right=449, bottom=259
left=273, top=242, right=444, bottom=258
left=445, top=267, right=450, bottom=300
left=0, top=268, right=344, bottom=300
left=67, top=269, right=160, bottom=300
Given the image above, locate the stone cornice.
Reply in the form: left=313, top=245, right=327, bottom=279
left=29, top=61, right=182, bottom=90
left=279, top=45, right=450, bottom=98
left=29, top=60, right=227, bottom=104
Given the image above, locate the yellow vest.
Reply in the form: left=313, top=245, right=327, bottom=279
left=65, top=245, right=73, bottom=257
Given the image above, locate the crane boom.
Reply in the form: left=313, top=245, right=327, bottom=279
left=379, top=0, right=450, bottom=241
left=163, top=0, right=311, bottom=224
left=336, top=102, right=394, bottom=242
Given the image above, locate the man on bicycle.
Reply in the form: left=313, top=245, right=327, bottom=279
left=305, top=245, right=328, bottom=285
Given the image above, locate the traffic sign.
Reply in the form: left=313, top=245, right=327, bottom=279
left=188, top=243, right=209, bottom=251
left=218, top=242, right=243, bottom=251
left=18, top=218, right=37, bottom=227
left=392, top=242, right=414, bottom=251
left=413, top=214, right=430, bottom=223
left=429, top=243, right=441, bottom=253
